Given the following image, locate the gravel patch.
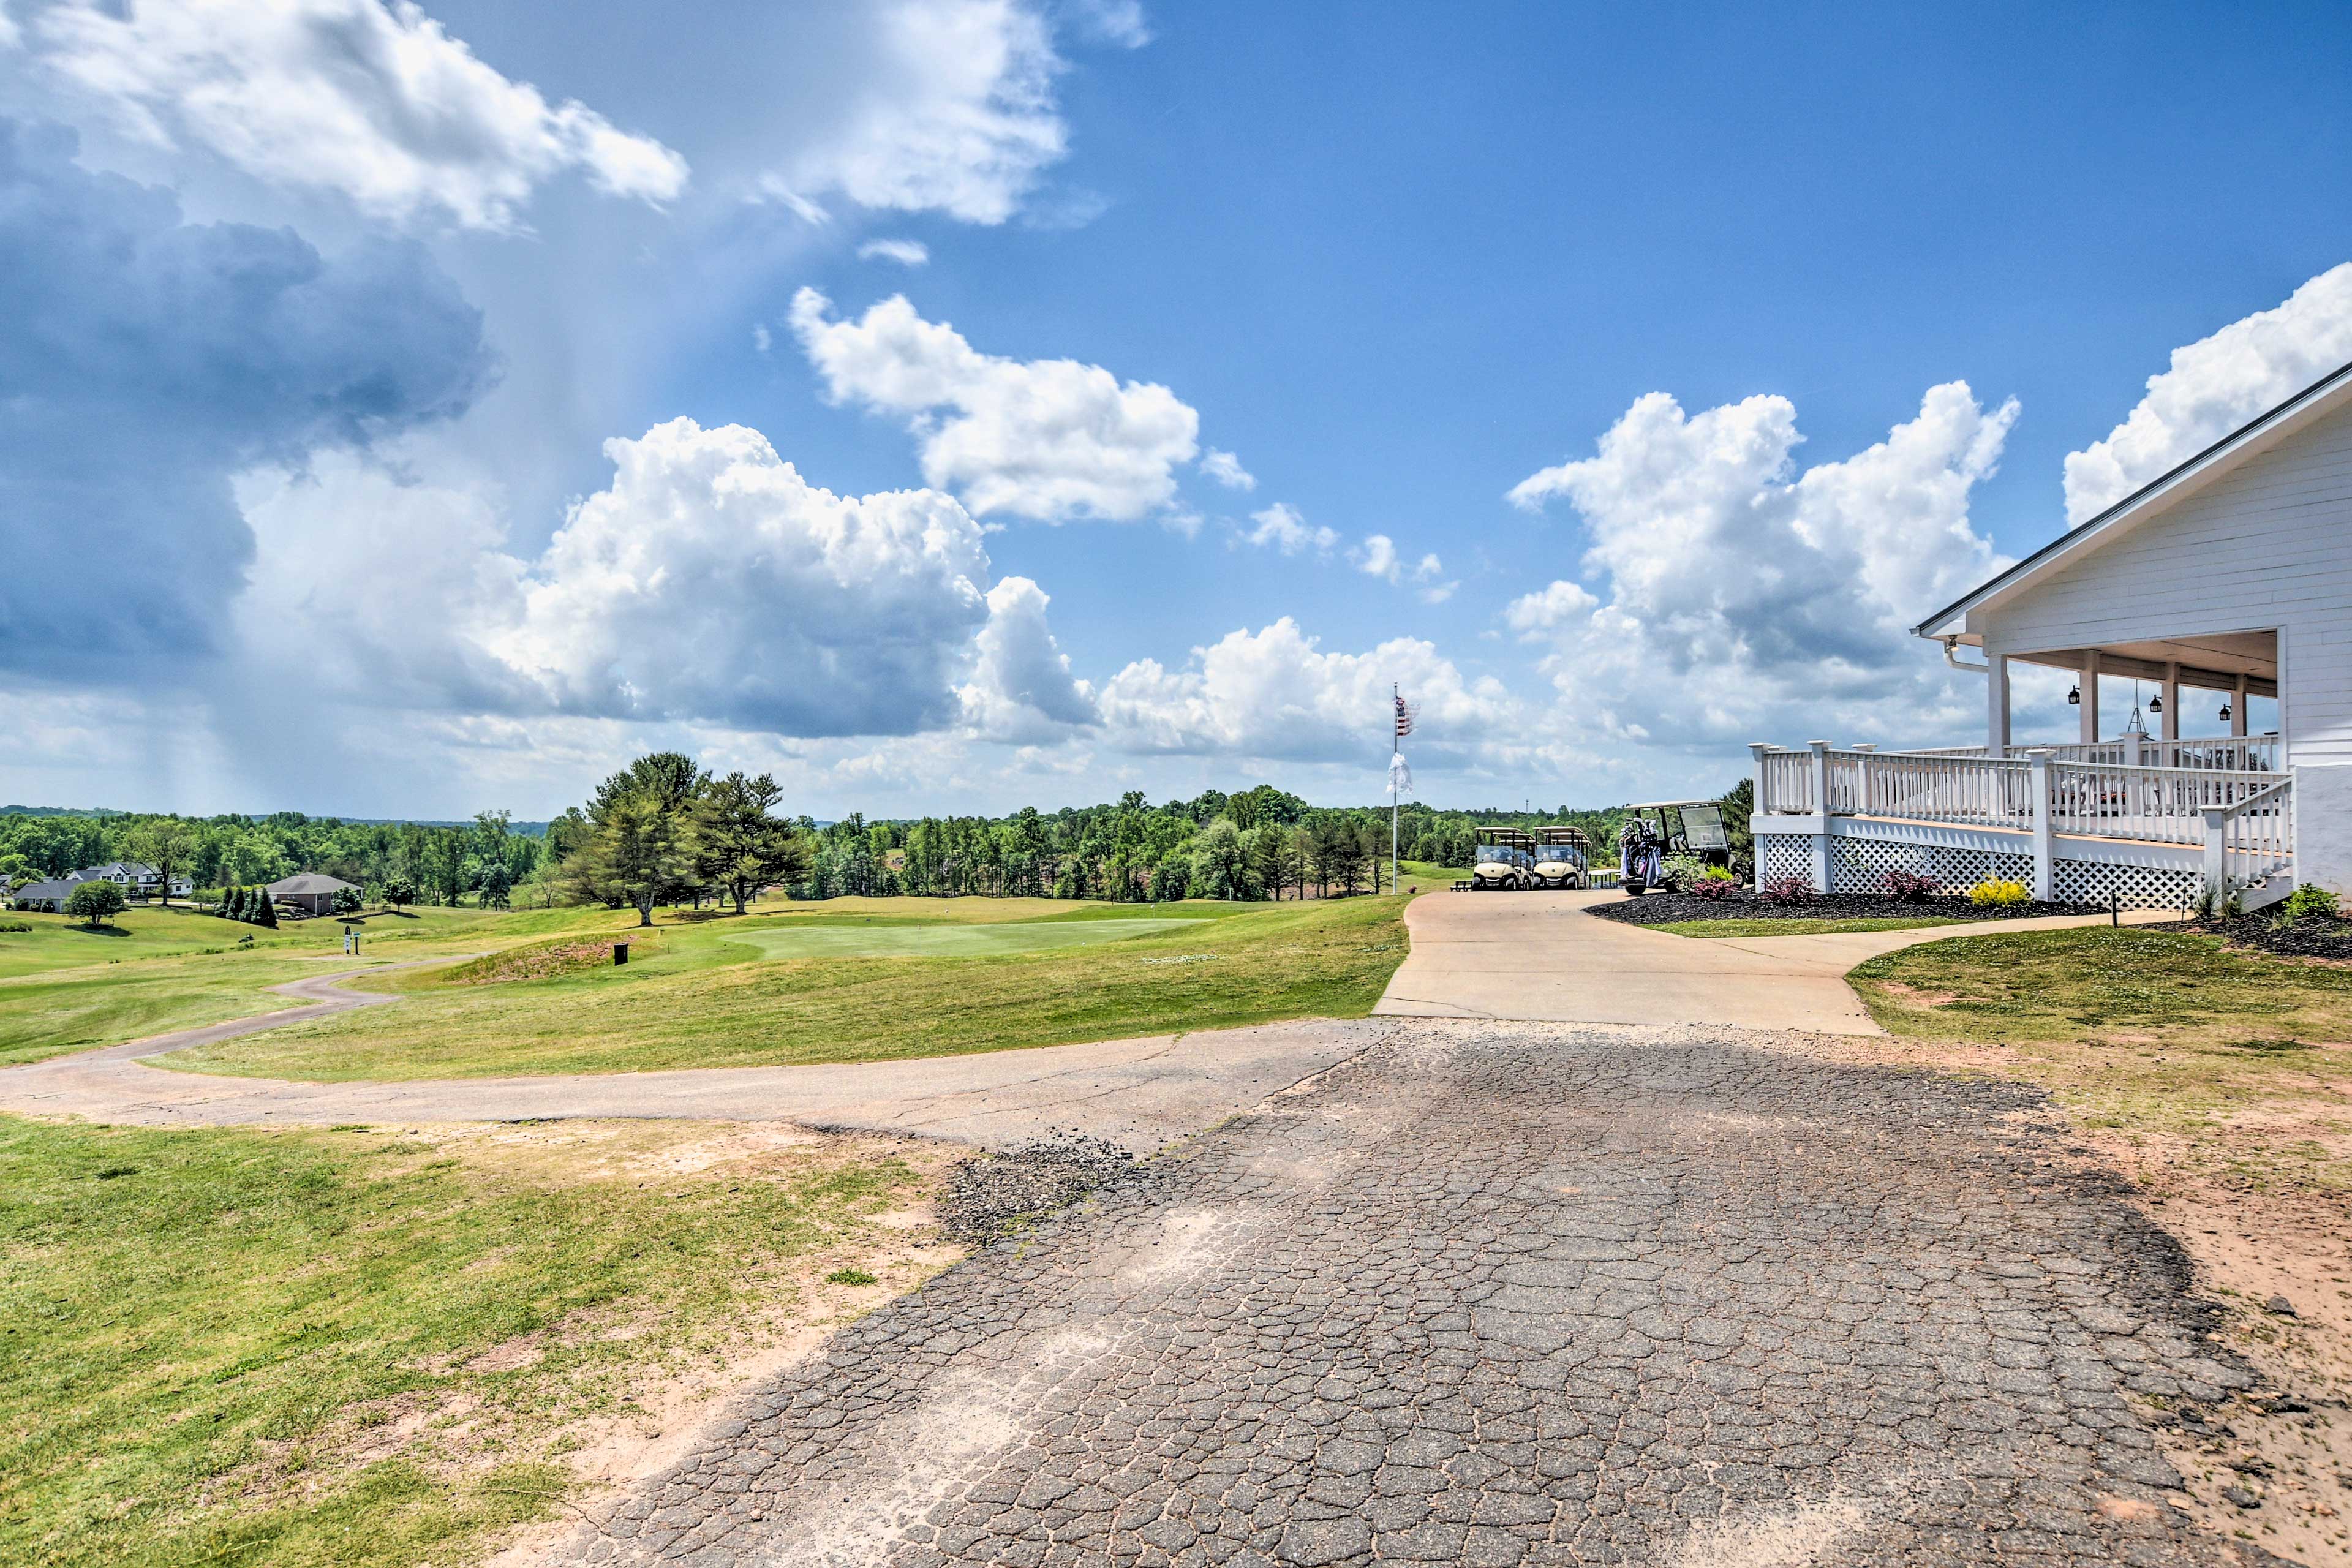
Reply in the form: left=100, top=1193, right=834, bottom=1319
left=1589, top=890, right=2097, bottom=926
left=936, top=1132, right=1141, bottom=1246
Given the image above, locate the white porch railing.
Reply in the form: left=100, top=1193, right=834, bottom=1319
left=2206, top=778, right=2294, bottom=903
left=1754, top=741, right=2296, bottom=907
left=1895, top=735, right=2278, bottom=771
left=2046, top=762, right=2277, bottom=846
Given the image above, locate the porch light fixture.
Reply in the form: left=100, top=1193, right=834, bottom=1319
left=2067, top=684, right=2081, bottom=706
left=2219, top=700, right=2233, bottom=723
left=2148, top=691, right=2163, bottom=715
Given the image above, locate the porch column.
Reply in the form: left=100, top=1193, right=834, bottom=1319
left=1747, top=743, right=1770, bottom=892
left=2027, top=749, right=2056, bottom=903
left=2231, top=672, right=2248, bottom=738
left=1987, top=652, right=2010, bottom=758
left=1808, top=741, right=1834, bottom=893
left=2161, top=660, right=2180, bottom=743
left=2079, top=650, right=2101, bottom=744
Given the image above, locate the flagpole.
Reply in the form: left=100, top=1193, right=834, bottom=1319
left=1373, top=686, right=1392, bottom=893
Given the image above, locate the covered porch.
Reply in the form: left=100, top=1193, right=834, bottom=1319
left=1752, top=626, right=2292, bottom=911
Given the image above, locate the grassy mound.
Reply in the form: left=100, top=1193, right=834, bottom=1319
left=164, top=895, right=1411, bottom=1082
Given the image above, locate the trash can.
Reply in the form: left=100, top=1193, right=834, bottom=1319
left=614, top=940, right=629, bottom=966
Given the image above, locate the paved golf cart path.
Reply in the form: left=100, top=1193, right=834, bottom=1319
left=0, top=895, right=2168, bottom=1142
left=531, top=1022, right=2266, bottom=1567
left=1374, top=889, right=2164, bottom=1034
left=0, top=965, right=1372, bottom=1150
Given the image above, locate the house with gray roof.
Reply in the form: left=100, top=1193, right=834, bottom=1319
left=264, top=872, right=361, bottom=917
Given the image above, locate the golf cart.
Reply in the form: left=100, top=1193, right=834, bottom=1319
left=1532, top=826, right=1591, bottom=890
left=1617, top=800, right=1732, bottom=896
left=1471, top=827, right=1536, bottom=891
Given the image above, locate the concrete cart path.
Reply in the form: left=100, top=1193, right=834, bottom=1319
left=1374, top=889, right=2160, bottom=1034
left=0, top=963, right=1376, bottom=1150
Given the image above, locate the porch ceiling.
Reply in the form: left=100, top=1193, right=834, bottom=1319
left=2010, top=629, right=2277, bottom=695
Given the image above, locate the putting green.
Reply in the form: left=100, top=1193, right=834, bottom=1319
left=726, top=917, right=1218, bottom=960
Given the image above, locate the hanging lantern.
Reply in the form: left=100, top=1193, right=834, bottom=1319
left=2149, top=691, right=2163, bottom=715
left=2219, top=700, right=2233, bottom=723
left=2067, top=684, right=2081, bottom=706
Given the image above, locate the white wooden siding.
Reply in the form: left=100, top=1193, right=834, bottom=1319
left=1978, top=398, right=2352, bottom=766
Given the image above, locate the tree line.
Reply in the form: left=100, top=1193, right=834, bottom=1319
left=2, top=770, right=1754, bottom=915
left=0, top=809, right=545, bottom=907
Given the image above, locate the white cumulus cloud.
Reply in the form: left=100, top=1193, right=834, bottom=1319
left=2063, top=262, right=2352, bottom=524
left=958, top=575, right=1098, bottom=741
left=1506, top=381, right=2018, bottom=746
left=9, top=0, right=688, bottom=230
left=764, top=0, right=1068, bottom=225
left=858, top=237, right=931, bottom=266
left=1242, top=502, right=1336, bottom=556
left=493, top=417, right=997, bottom=736
left=791, top=287, right=1200, bottom=522
left=1097, top=619, right=1518, bottom=764
left=1199, top=447, right=1255, bottom=490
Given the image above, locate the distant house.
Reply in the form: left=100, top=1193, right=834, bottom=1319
left=265, top=872, right=360, bottom=917
left=70, top=861, right=192, bottom=900
left=9, top=878, right=80, bottom=913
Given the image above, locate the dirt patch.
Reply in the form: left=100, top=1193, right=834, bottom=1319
left=2081, top=1136, right=2352, bottom=1566
left=1875, top=981, right=1959, bottom=1007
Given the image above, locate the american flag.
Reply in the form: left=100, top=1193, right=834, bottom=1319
left=1393, top=692, right=1415, bottom=738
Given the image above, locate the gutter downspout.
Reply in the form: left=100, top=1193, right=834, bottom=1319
left=1940, top=636, right=1990, bottom=674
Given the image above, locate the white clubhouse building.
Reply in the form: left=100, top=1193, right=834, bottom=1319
left=1752, top=359, right=2352, bottom=909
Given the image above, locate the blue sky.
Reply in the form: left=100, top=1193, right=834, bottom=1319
left=2, top=0, right=2348, bottom=820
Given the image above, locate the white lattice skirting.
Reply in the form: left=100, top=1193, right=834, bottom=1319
left=1758, top=835, right=1810, bottom=881
left=1828, top=836, right=2034, bottom=894
left=1757, top=823, right=2206, bottom=910
left=2050, top=857, right=2201, bottom=910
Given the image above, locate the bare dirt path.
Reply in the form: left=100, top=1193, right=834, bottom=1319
left=535, top=1019, right=2288, bottom=1567
left=0, top=961, right=1373, bottom=1152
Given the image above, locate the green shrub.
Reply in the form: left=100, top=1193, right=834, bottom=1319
left=1967, top=878, right=2030, bottom=908
left=0, top=919, right=32, bottom=933
left=2282, top=884, right=2342, bottom=924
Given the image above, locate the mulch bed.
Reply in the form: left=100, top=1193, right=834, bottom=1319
left=2168, top=912, right=2352, bottom=962
left=1587, top=891, right=2098, bottom=927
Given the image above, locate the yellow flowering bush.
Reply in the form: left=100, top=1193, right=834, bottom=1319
left=1967, top=878, right=2030, bottom=908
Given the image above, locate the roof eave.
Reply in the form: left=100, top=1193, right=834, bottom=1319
left=1910, top=356, right=2352, bottom=644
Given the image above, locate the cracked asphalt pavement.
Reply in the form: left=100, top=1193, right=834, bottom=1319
left=548, top=1020, right=2280, bottom=1566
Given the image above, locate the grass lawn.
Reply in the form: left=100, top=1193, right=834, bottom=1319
left=0, top=904, right=640, bottom=1067
left=0, top=1115, right=948, bottom=1568
left=1850, top=926, right=2352, bottom=1189
left=0, top=902, right=574, bottom=982
left=1653, top=916, right=1965, bottom=938
left=167, top=895, right=1411, bottom=1082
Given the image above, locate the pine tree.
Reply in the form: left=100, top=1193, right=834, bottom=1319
left=254, top=889, right=278, bottom=927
